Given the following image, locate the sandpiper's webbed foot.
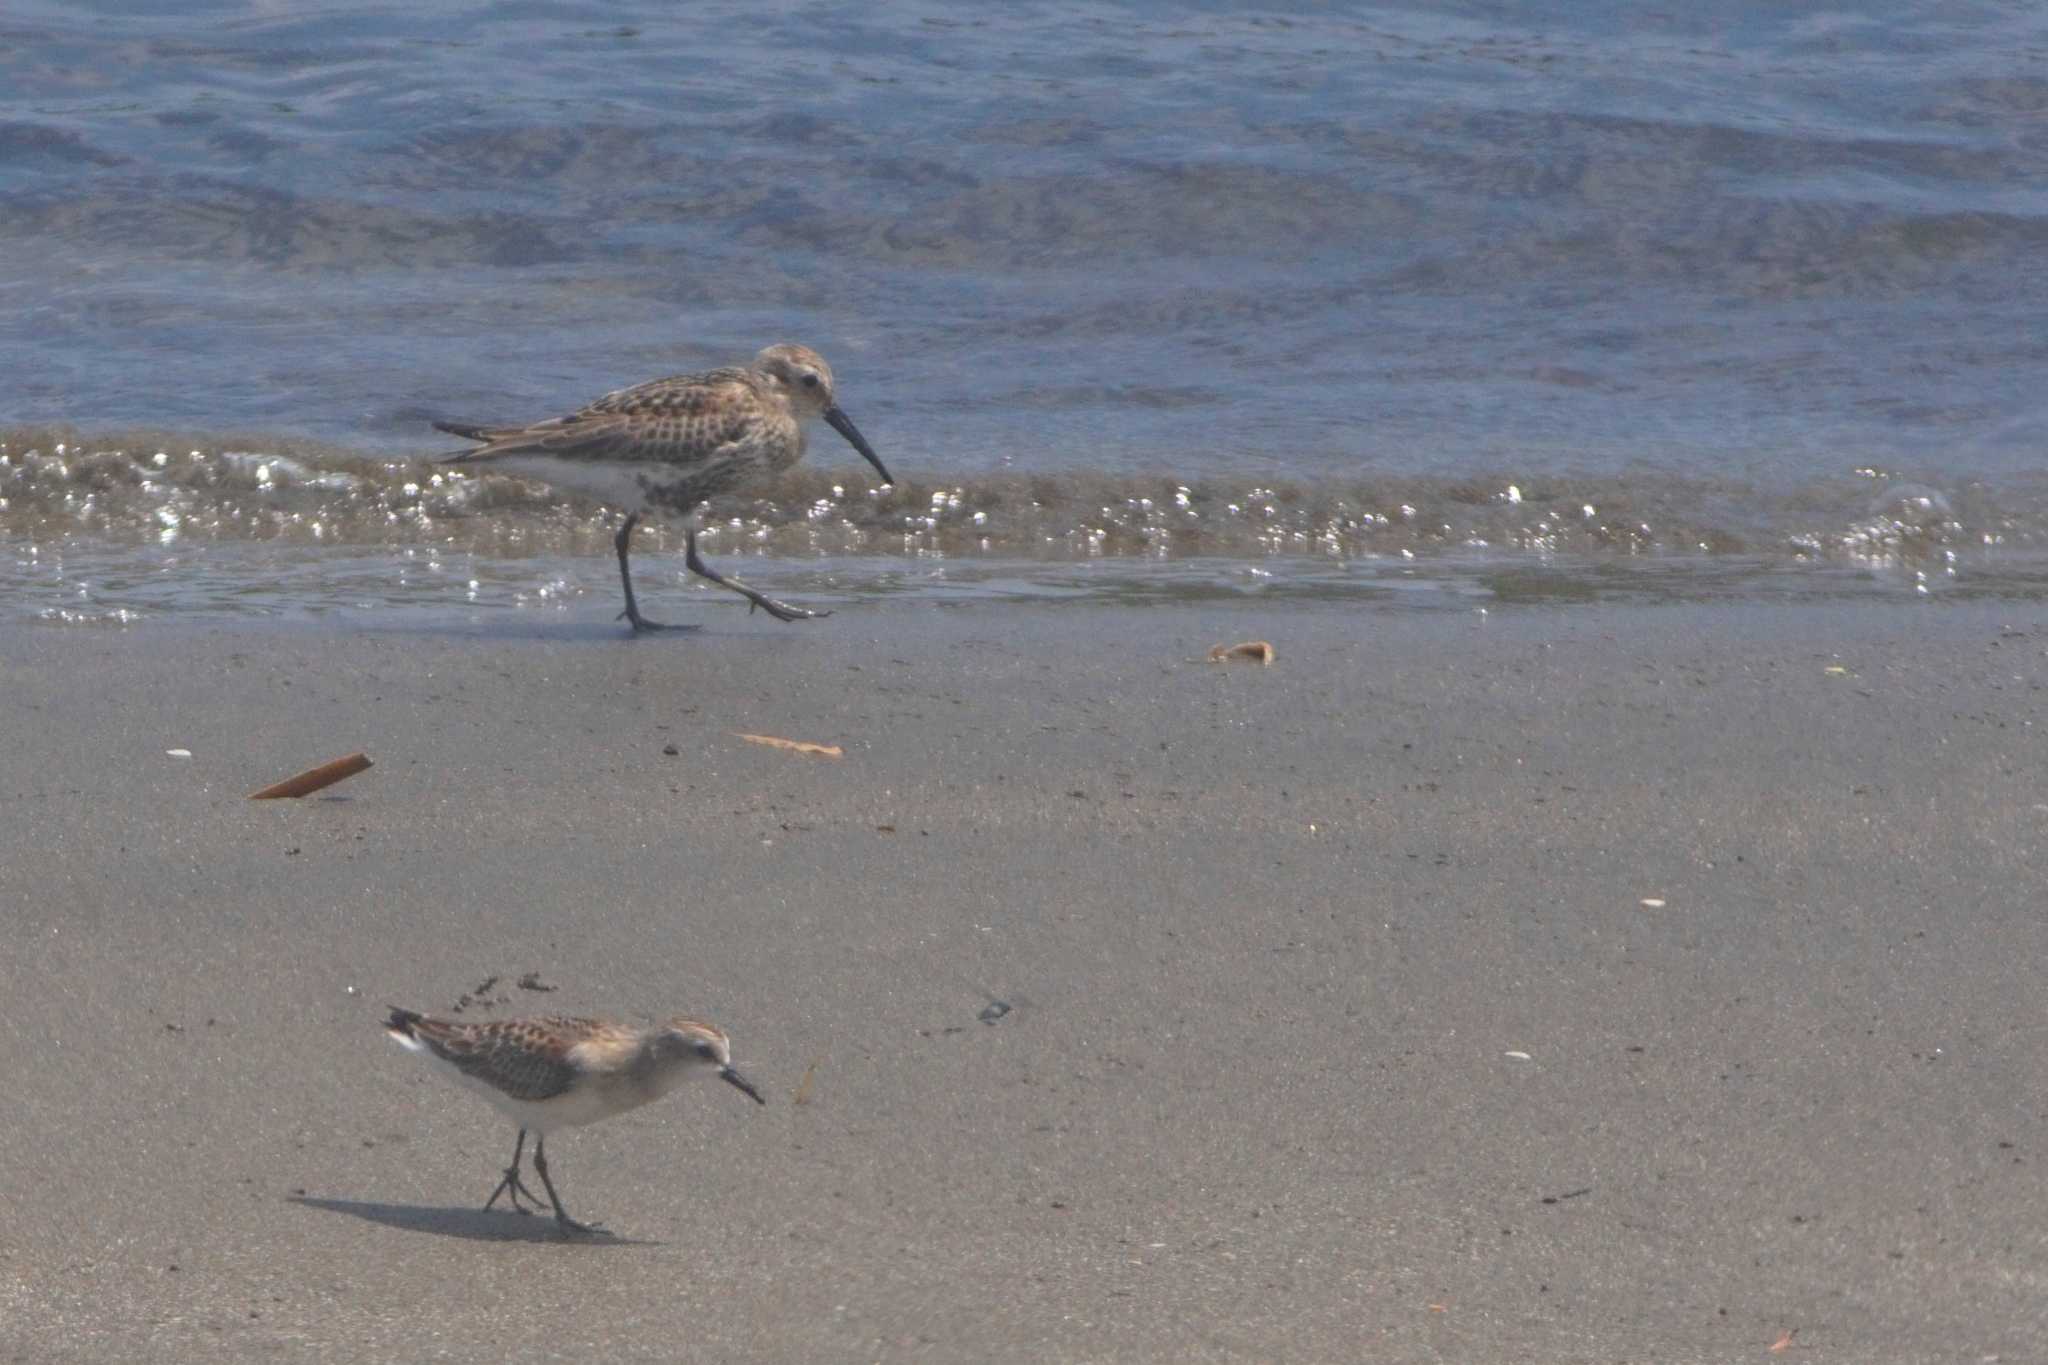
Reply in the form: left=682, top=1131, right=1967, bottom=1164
left=616, top=605, right=677, bottom=633
left=484, top=1167, right=543, bottom=1215
left=484, top=1130, right=546, bottom=1214
left=747, top=593, right=828, bottom=624
left=684, top=531, right=829, bottom=623
left=530, top=1136, right=610, bottom=1238
left=612, top=511, right=682, bottom=634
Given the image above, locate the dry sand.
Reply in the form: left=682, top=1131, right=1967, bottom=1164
left=3, top=598, right=2046, bottom=1362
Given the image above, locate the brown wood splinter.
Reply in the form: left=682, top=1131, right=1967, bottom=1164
left=249, top=752, right=372, bottom=799
left=736, top=733, right=843, bottom=758
left=1208, top=641, right=1275, bottom=664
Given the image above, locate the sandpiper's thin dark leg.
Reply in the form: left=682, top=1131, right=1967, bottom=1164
left=683, top=529, right=827, bottom=623
left=532, top=1135, right=603, bottom=1235
left=483, top=1128, right=544, bottom=1214
left=614, top=512, right=674, bottom=633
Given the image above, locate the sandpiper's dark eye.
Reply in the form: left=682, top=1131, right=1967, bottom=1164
left=801, top=374, right=820, bottom=388
left=694, top=1040, right=718, bottom=1059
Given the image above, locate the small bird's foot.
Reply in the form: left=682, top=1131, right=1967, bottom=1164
left=616, top=607, right=677, bottom=633
left=483, top=1166, right=544, bottom=1215
left=529, top=1136, right=608, bottom=1238
left=683, top=532, right=829, bottom=623
left=745, top=592, right=828, bottom=624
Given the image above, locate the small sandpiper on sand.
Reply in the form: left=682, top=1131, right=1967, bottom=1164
left=384, top=1008, right=766, bottom=1236
left=433, top=343, right=892, bottom=632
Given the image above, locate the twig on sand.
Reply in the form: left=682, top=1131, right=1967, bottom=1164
left=737, top=733, right=843, bottom=758
left=249, top=752, right=372, bottom=799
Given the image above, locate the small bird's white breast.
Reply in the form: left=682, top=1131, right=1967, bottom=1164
left=390, top=1030, right=697, bottom=1134
left=478, top=456, right=664, bottom=515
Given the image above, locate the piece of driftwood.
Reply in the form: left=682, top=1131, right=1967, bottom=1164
left=1207, top=640, right=1276, bottom=664
left=249, top=752, right=372, bottom=799
left=736, top=733, right=843, bottom=758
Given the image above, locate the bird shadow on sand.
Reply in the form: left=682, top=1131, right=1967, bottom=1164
left=289, top=1195, right=659, bottom=1246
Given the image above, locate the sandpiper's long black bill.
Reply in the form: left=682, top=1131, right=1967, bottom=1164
left=824, top=406, right=892, bottom=486
left=721, top=1066, right=767, bottom=1105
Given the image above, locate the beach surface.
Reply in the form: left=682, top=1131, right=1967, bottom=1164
left=3, top=596, right=2046, bottom=1362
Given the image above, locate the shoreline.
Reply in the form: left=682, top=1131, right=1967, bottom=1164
left=3, top=539, right=2036, bottom=630
left=5, top=423, right=2044, bottom=590
left=5, top=598, right=2047, bottom=1361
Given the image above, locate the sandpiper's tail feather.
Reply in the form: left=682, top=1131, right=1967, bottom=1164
left=434, top=420, right=550, bottom=463
left=431, top=417, right=598, bottom=464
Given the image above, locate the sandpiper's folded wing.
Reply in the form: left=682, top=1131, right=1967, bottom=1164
left=406, top=1014, right=598, bottom=1102
left=434, top=412, right=645, bottom=465
left=435, top=369, right=764, bottom=467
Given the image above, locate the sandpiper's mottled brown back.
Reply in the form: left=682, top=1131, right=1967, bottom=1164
left=388, top=1010, right=614, bottom=1102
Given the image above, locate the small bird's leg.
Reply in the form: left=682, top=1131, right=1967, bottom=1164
left=482, top=1128, right=544, bottom=1215
left=532, top=1135, right=605, bottom=1236
left=683, top=530, right=828, bottom=623
left=613, top=512, right=675, bottom=633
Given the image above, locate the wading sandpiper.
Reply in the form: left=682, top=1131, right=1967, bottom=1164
left=433, top=343, right=891, bottom=632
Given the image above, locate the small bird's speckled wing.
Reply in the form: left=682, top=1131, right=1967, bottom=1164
left=409, top=1014, right=610, bottom=1101
left=443, top=369, right=768, bottom=466
left=580, top=367, right=755, bottom=417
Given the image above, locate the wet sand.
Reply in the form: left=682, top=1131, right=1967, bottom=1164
left=3, top=597, right=2046, bottom=1362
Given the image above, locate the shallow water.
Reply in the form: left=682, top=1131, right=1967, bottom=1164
left=8, top=426, right=2044, bottom=622
left=5, top=2, right=2047, bottom=619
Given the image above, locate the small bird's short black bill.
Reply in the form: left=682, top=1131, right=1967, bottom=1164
left=824, top=406, right=892, bottom=486
left=721, top=1067, right=767, bottom=1105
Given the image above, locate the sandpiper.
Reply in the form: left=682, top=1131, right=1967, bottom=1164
left=384, top=1007, right=766, bottom=1236
left=432, top=343, right=892, bottom=632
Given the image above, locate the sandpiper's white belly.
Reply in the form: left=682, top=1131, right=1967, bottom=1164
left=403, top=1039, right=658, bottom=1133
left=479, top=455, right=704, bottom=519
